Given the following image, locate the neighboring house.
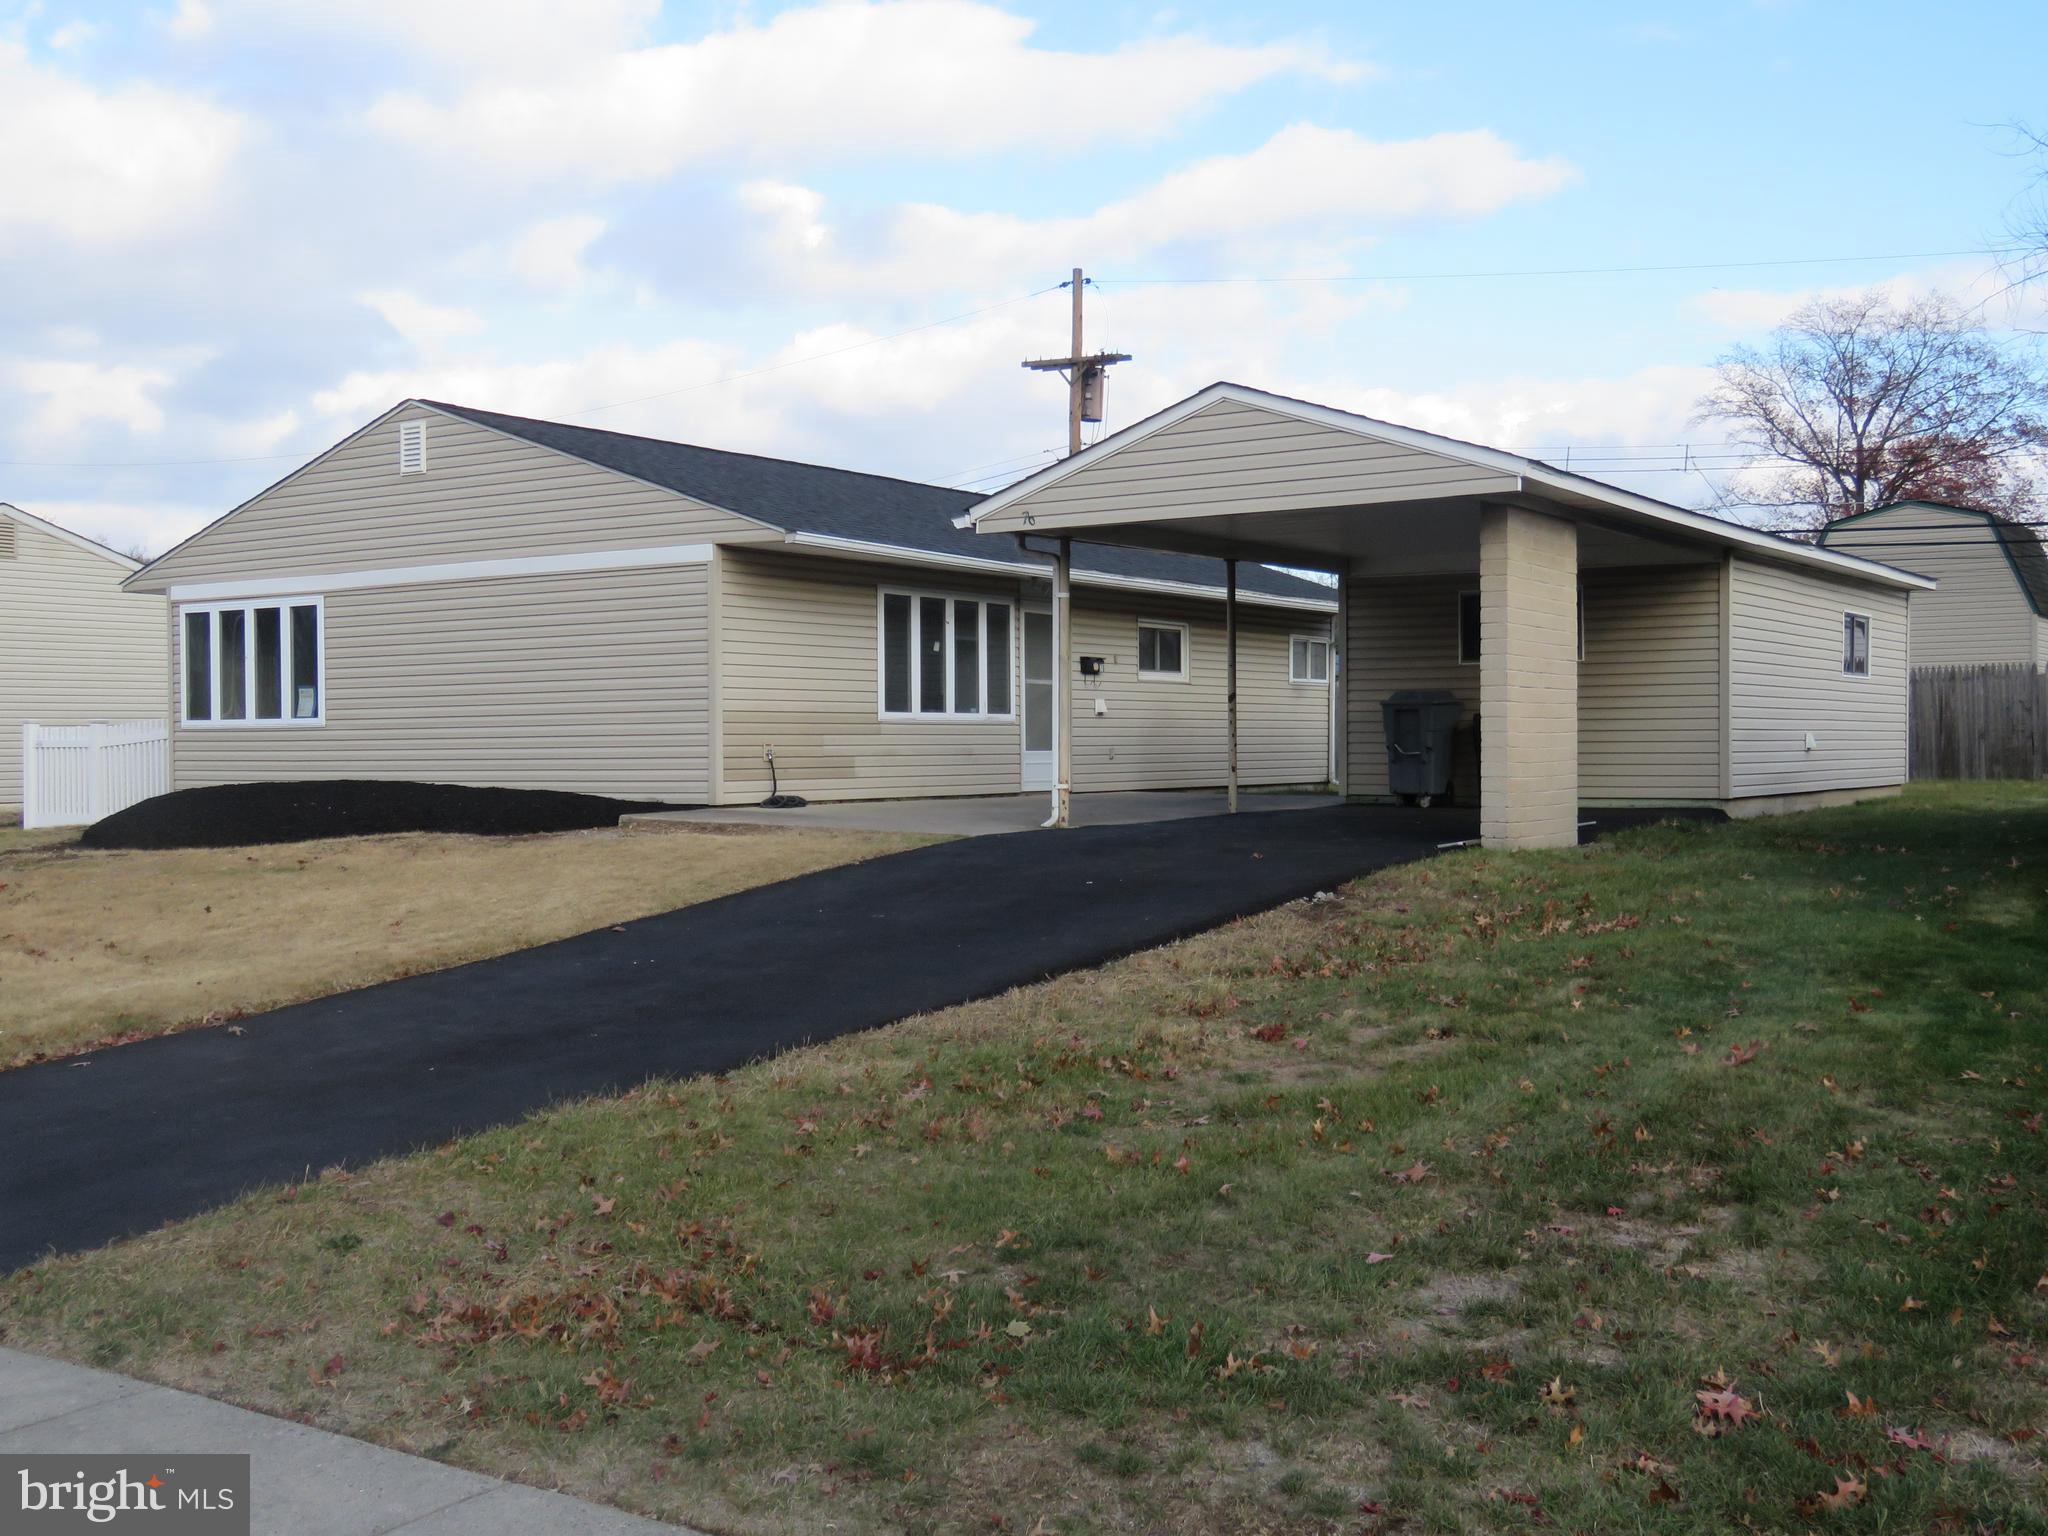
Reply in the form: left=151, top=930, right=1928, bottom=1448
left=120, top=402, right=1335, bottom=805
left=963, top=382, right=1934, bottom=848
left=1815, top=501, right=2048, bottom=668
left=1, top=504, right=169, bottom=814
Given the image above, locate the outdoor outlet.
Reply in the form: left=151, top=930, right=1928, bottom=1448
left=763, top=744, right=775, bottom=761
left=1804, top=732, right=1819, bottom=752
left=1093, top=697, right=1107, bottom=716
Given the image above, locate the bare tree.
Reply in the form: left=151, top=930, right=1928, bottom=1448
left=1696, top=291, right=2048, bottom=529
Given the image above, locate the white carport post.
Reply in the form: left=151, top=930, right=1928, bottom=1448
left=1052, top=536, right=1073, bottom=828
left=1477, top=503, right=1579, bottom=849
left=1225, top=558, right=1239, bottom=813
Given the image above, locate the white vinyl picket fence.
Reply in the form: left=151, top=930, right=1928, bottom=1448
left=20, top=719, right=169, bottom=829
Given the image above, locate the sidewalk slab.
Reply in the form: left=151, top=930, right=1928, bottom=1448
left=0, top=1348, right=691, bottom=1534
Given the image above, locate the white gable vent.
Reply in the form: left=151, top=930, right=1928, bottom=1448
left=397, top=420, right=427, bottom=474
left=0, top=519, right=15, bottom=559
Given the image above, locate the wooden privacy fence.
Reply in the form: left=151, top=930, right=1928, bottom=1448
left=20, top=719, right=169, bottom=829
left=1909, top=666, right=2048, bottom=780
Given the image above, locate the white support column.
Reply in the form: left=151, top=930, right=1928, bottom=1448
left=1053, top=536, right=1073, bottom=828
left=1331, top=563, right=1349, bottom=793
left=1478, top=504, right=1579, bottom=850
left=1225, top=558, right=1239, bottom=813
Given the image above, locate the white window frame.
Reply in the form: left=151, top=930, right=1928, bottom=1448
left=1842, top=611, right=1871, bottom=679
left=1289, top=633, right=1332, bottom=685
left=397, top=420, right=427, bottom=474
left=876, top=585, right=1016, bottom=722
left=1135, top=620, right=1190, bottom=683
left=178, top=596, right=327, bottom=729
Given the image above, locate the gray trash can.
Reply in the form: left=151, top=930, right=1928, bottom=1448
left=1381, top=690, right=1461, bottom=806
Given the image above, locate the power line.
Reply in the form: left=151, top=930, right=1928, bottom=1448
left=1097, top=246, right=2025, bottom=287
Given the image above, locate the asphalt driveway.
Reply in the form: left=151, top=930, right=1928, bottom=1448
left=0, top=803, right=1694, bottom=1269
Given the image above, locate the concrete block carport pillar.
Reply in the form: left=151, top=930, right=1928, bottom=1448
left=1477, top=504, right=1578, bottom=850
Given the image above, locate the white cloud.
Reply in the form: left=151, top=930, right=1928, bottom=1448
left=28, top=499, right=220, bottom=561
left=164, top=1, right=216, bottom=40
left=357, top=288, right=488, bottom=347
left=506, top=213, right=608, bottom=292
left=247, top=0, right=658, bottom=73
left=365, top=1, right=1363, bottom=181
left=0, top=42, right=247, bottom=248
left=4, top=358, right=178, bottom=440
left=49, top=20, right=101, bottom=49
left=742, top=126, right=1577, bottom=297
left=1684, top=259, right=2048, bottom=333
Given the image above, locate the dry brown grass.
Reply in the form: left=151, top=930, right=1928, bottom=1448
left=0, top=824, right=929, bottom=1067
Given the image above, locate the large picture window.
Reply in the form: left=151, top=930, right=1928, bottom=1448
left=879, top=588, right=1013, bottom=719
left=181, top=598, right=324, bottom=726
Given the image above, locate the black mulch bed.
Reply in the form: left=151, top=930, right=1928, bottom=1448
left=81, top=779, right=690, bottom=850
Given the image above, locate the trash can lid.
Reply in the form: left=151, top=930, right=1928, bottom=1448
left=1382, top=689, right=1460, bottom=705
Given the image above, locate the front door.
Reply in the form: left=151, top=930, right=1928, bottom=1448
left=1021, top=606, right=1054, bottom=790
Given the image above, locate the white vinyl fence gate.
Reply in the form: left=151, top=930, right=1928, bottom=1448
left=20, top=720, right=169, bottom=829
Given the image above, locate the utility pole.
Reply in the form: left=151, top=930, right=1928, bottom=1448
left=1022, top=268, right=1131, bottom=457
left=1020, top=268, right=1130, bottom=831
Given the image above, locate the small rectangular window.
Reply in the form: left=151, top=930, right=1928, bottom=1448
left=183, top=611, right=212, bottom=721
left=1137, top=622, right=1187, bottom=680
left=253, top=605, right=283, bottom=719
left=918, top=596, right=948, bottom=713
left=290, top=603, right=321, bottom=718
left=953, top=599, right=981, bottom=715
left=985, top=602, right=1011, bottom=714
left=1290, top=635, right=1331, bottom=684
left=1458, top=591, right=1481, bottom=665
left=397, top=420, right=426, bottom=474
left=217, top=607, right=247, bottom=720
left=1843, top=612, right=1870, bottom=677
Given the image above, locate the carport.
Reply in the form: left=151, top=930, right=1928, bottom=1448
left=963, top=383, right=1933, bottom=849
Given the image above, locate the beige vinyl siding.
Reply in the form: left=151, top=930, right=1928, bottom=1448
left=1069, top=592, right=1329, bottom=790
left=981, top=398, right=1517, bottom=533
left=1819, top=506, right=2036, bottom=667
left=717, top=547, right=1333, bottom=803
left=134, top=403, right=777, bottom=590
left=1343, top=566, right=1724, bottom=803
left=172, top=564, right=710, bottom=800
left=0, top=519, right=168, bottom=808
left=1728, top=559, right=1908, bottom=797
left=718, top=548, right=1024, bottom=803
left=1579, top=565, right=1722, bottom=800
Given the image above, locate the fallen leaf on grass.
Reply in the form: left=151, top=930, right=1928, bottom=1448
left=1539, top=1377, right=1575, bottom=1411
left=1724, top=1040, right=1766, bottom=1067
left=1388, top=1161, right=1432, bottom=1185
left=1800, top=1474, right=1867, bottom=1515
left=1837, top=1391, right=1879, bottom=1419
left=1692, top=1385, right=1760, bottom=1436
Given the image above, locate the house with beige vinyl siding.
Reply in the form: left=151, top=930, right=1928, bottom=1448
left=121, top=401, right=1334, bottom=807
left=963, top=383, right=1932, bottom=847
left=1815, top=502, right=2048, bottom=668
left=1, top=504, right=168, bottom=814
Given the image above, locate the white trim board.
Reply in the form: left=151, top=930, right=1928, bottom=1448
left=1, top=502, right=143, bottom=571
left=781, top=532, right=1338, bottom=612
left=164, top=543, right=716, bottom=601
left=960, top=382, right=1936, bottom=595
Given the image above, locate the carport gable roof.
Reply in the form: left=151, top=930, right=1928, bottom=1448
left=424, top=402, right=1333, bottom=607
left=962, top=382, right=1934, bottom=593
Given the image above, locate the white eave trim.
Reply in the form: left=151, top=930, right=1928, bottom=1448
left=1, top=502, right=142, bottom=571
left=781, top=531, right=1337, bottom=612
left=961, top=382, right=1935, bottom=594
left=164, top=542, right=714, bottom=601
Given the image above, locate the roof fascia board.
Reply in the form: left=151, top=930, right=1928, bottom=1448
left=780, top=532, right=1335, bottom=611
left=1, top=502, right=142, bottom=572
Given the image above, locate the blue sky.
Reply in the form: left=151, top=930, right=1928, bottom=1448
left=2, top=0, right=2043, bottom=554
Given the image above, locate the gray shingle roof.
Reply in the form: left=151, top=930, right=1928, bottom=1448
left=422, top=401, right=1333, bottom=604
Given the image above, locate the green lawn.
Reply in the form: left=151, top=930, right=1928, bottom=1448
left=4, top=782, right=2045, bottom=1533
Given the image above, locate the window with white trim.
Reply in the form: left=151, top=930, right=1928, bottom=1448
left=1843, top=611, right=1870, bottom=677
left=1290, top=634, right=1331, bottom=684
left=181, top=598, right=324, bottom=726
left=398, top=420, right=426, bottom=474
left=1136, top=621, right=1188, bottom=681
left=879, top=588, right=1012, bottom=719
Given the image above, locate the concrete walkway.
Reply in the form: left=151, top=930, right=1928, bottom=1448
left=0, top=1348, right=690, bottom=1533
left=622, top=787, right=1335, bottom=836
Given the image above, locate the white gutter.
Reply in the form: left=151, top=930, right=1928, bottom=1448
left=779, top=531, right=1337, bottom=611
